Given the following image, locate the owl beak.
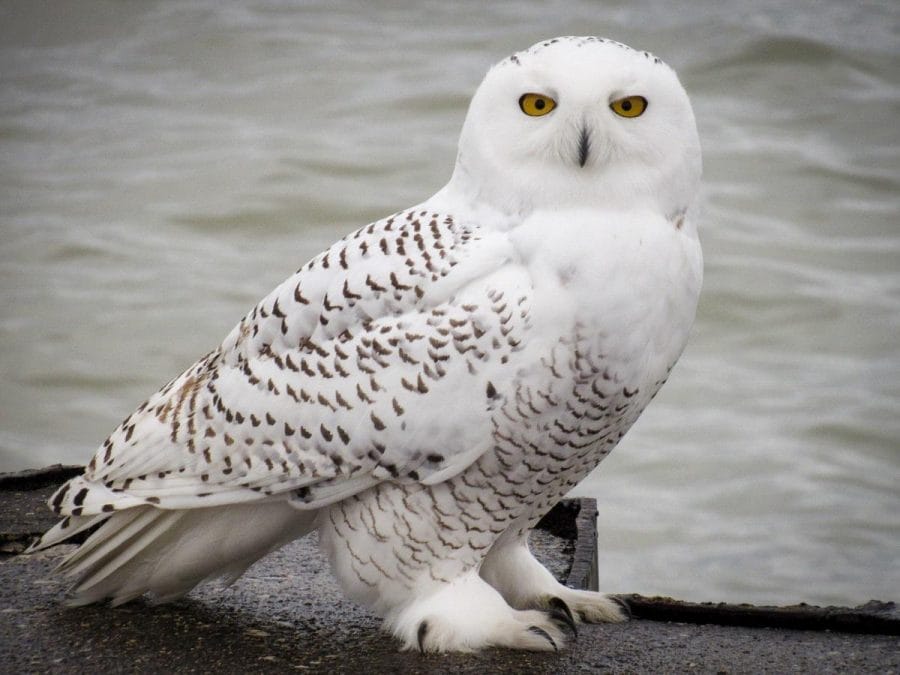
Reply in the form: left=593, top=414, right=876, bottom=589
left=577, top=125, right=591, bottom=168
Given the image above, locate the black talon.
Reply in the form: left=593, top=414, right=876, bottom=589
left=417, top=621, right=429, bottom=653
left=528, top=625, right=558, bottom=652
left=547, top=596, right=578, bottom=639
left=611, top=595, right=633, bottom=620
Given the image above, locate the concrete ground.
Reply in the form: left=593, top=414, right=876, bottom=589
left=1, top=468, right=897, bottom=674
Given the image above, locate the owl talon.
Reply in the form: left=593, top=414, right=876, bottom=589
left=610, top=595, right=633, bottom=620
left=417, top=621, right=429, bottom=653
left=527, top=625, right=558, bottom=651
left=547, top=596, right=578, bottom=639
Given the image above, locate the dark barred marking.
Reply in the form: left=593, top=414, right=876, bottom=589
left=371, top=412, right=386, bottom=431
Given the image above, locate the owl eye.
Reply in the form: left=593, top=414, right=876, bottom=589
left=610, top=95, right=648, bottom=118
left=519, top=93, right=557, bottom=117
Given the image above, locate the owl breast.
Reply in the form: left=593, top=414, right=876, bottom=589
left=457, top=206, right=703, bottom=529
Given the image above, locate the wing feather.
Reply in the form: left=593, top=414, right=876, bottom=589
left=49, top=204, right=528, bottom=519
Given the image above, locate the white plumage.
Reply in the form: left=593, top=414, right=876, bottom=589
left=31, top=36, right=702, bottom=652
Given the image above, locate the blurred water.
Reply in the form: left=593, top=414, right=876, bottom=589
left=1, top=1, right=897, bottom=607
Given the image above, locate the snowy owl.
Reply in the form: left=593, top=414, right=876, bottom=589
left=30, top=36, right=702, bottom=653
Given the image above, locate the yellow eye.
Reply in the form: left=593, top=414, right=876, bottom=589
left=610, top=95, right=648, bottom=118
left=519, top=93, right=556, bottom=116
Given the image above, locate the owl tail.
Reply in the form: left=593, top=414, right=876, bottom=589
left=30, top=500, right=318, bottom=606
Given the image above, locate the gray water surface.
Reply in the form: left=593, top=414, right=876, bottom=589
left=1, top=1, right=898, bottom=607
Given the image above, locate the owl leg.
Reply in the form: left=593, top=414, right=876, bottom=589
left=480, top=538, right=628, bottom=625
left=384, top=568, right=572, bottom=652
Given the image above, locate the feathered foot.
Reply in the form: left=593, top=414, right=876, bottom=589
left=385, top=569, right=574, bottom=653
left=480, top=539, right=629, bottom=625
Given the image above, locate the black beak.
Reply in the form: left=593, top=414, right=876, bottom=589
left=577, top=125, right=591, bottom=168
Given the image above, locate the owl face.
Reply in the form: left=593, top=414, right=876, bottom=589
left=452, top=37, right=702, bottom=217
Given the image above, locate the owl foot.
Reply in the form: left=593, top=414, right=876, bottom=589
left=412, top=611, right=566, bottom=652
left=480, top=539, right=629, bottom=624
left=385, top=569, right=570, bottom=652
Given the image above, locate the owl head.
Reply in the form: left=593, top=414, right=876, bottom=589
left=449, top=37, right=701, bottom=220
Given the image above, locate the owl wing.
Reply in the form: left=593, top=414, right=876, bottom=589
left=48, top=205, right=530, bottom=519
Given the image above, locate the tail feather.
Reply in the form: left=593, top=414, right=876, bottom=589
left=35, top=500, right=318, bottom=606
left=26, top=513, right=111, bottom=554
left=61, top=509, right=184, bottom=589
